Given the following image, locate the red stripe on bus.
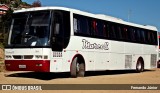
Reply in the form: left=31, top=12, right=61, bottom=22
left=5, top=60, right=50, bottom=72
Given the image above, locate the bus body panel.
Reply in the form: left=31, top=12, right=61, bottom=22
left=66, top=36, right=158, bottom=71
left=5, top=60, right=50, bottom=72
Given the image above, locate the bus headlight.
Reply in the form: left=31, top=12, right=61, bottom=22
left=44, top=55, right=48, bottom=59
left=35, top=55, right=43, bottom=59
left=5, top=55, right=12, bottom=59
left=35, top=55, right=48, bottom=59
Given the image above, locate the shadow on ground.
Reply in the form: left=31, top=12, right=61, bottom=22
left=6, top=69, right=155, bottom=80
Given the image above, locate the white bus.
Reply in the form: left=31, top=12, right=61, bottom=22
left=5, top=7, right=158, bottom=77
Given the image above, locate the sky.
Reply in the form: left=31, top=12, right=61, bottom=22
left=22, top=0, right=160, bottom=31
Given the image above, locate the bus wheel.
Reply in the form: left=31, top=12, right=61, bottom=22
left=136, top=58, right=144, bottom=73
left=70, top=57, right=85, bottom=78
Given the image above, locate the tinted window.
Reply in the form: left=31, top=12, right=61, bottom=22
left=109, top=23, right=116, bottom=39
left=74, top=14, right=89, bottom=36
left=10, top=11, right=51, bottom=47
left=51, top=10, right=70, bottom=51
left=122, top=26, right=129, bottom=41
left=97, top=20, right=105, bottom=38
left=73, top=14, right=157, bottom=45
left=129, top=28, right=136, bottom=42
left=116, top=25, right=123, bottom=40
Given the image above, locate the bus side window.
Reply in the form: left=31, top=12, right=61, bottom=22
left=73, top=14, right=89, bottom=36
left=80, top=17, right=88, bottom=36
left=103, top=24, right=107, bottom=38
left=92, top=20, right=97, bottom=36
left=109, top=23, right=116, bottom=40
left=142, top=30, right=146, bottom=43
left=106, top=23, right=110, bottom=39
left=147, top=31, right=151, bottom=44
left=97, top=20, right=104, bottom=38
left=135, top=29, right=140, bottom=43
left=123, top=27, right=128, bottom=41
left=112, top=24, right=116, bottom=39
left=73, top=18, right=78, bottom=33
left=151, top=32, right=157, bottom=45
left=117, top=26, right=123, bottom=40
left=130, top=28, right=136, bottom=42
left=151, top=32, right=154, bottom=44
left=73, top=17, right=81, bottom=34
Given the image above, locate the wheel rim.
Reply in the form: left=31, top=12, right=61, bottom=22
left=76, top=62, right=80, bottom=72
left=137, top=62, right=142, bottom=70
left=71, top=57, right=85, bottom=77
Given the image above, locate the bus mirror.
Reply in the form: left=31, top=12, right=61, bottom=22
left=54, top=23, right=60, bottom=35
left=52, top=37, right=56, bottom=43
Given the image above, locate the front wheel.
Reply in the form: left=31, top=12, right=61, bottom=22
left=70, top=57, right=85, bottom=78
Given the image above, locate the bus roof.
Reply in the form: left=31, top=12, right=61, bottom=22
left=14, top=6, right=158, bottom=31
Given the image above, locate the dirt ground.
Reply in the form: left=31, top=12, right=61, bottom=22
left=0, top=68, right=160, bottom=93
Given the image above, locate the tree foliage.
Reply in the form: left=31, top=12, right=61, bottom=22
left=1, top=8, right=13, bottom=22
left=0, top=0, right=30, bottom=48
left=0, top=0, right=10, bottom=4
left=32, top=0, right=41, bottom=7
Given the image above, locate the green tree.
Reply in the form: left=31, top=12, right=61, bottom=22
left=32, top=0, right=41, bottom=7
left=0, top=8, right=13, bottom=47
left=0, top=0, right=10, bottom=4
left=1, top=8, right=13, bottom=23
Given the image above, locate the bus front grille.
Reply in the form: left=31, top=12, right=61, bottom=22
left=13, top=55, right=33, bottom=59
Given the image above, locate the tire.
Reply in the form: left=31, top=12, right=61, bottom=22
left=70, top=57, right=85, bottom=78
left=77, top=62, right=85, bottom=77
left=136, top=59, right=144, bottom=73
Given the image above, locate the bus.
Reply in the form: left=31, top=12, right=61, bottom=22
left=5, top=7, right=158, bottom=77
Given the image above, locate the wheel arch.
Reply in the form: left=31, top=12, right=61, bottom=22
left=70, top=54, right=86, bottom=71
left=72, top=54, right=85, bottom=63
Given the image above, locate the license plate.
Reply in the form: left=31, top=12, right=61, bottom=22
left=19, top=65, right=26, bottom=68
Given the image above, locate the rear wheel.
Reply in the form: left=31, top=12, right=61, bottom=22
left=136, top=58, right=144, bottom=73
left=70, top=57, right=85, bottom=78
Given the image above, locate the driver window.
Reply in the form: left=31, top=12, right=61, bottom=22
left=51, top=11, right=64, bottom=51
left=51, top=10, right=70, bottom=51
left=53, top=12, right=63, bottom=36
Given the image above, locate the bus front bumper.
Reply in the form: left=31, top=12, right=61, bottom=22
left=5, top=60, right=50, bottom=72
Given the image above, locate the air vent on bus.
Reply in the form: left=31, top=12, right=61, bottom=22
left=125, top=55, right=132, bottom=69
left=53, top=52, right=62, bottom=57
left=151, top=54, right=157, bottom=68
left=24, top=55, right=33, bottom=59
left=13, top=55, right=34, bottom=59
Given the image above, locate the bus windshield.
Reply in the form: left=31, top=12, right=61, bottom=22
left=8, top=11, right=51, bottom=47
